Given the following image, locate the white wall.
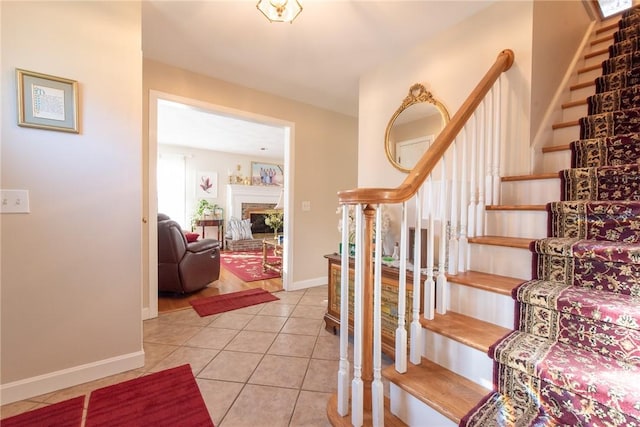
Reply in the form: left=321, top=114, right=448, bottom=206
left=159, top=143, right=283, bottom=229
left=1, top=1, right=143, bottom=403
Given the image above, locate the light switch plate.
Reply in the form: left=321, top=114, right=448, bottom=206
left=1, top=190, right=30, bottom=213
left=302, top=201, right=311, bottom=211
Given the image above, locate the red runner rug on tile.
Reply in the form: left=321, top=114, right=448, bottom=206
left=220, top=250, right=281, bottom=282
left=190, top=288, right=279, bottom=317
left=85, top=364, right=213, bottom=427
left=1, top=396, right=84, bottom=427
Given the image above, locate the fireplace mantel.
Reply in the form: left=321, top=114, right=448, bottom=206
left=226, top=184, right=281, bottom=220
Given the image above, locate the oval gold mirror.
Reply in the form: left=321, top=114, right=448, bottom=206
left=385, top=83, right=450, bottom=173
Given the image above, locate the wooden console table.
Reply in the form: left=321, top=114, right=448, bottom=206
left=195, top=219, right=224, bottom=250
left=323, top=253, right=424, bottom=358
left=262, top=239, right=283, bottom=274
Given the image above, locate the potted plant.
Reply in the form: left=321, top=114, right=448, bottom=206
left=191, top=199, right=216, bottom=229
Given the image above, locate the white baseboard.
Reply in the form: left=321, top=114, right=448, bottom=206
left=1, top=350, right=145, bottom=405
left=288, top=276, right=326, bottom=291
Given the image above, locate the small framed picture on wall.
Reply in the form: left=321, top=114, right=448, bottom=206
left=251, top=162, right=283, bottom=186
left=196, top=171, right=218, bottom=198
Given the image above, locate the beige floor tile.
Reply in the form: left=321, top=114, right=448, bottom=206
left=0, top=400, right=40, bottom=419
left=227, top=304, right=264, bottom=315
left=208, top=312, right=254, bottom=330
left=149, top=346, right=218, bottom=376
left=257, top=302, right=296, bottom=317
left=142, top=342, right=179, bottom=371
left=221, top=384, right=298, bottom=427
left=248, top=354, right=308, bottom=389
left=157, top=307, right=217, bottom=327
left=298, top=294, right=329, bottom=307
left=289, top=390, right=332, bottom=427
left=271, top=293, right=303, bottom=305
left=143, top=321, right=202, bottom=346
left=185, top=327, right=239, bottom=349
left=268, top=333, right=317, bottom=358
left=304, top=285, right=328, bottom=294
left=198, top=351, right=263, bottom=382
left=225, top=330, right=277, bottom=353
left=281, top=317, right=323, bottom=335
left=243, top=315, right=287, bottom=333
left=312, top=335, right=344, bottom=360
left=302, top=359, right=339, bottom=393
left=290, top=304, right=327, bottom=320
left=196, top=378, right=244, bottom=426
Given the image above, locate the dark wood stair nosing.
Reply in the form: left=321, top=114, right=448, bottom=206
left=468, top=235, right=533, bottom=249
left=570, top=80, right=595, bottom=91
left=485, top=204, right=546, bottom=211
left=541, top=144, right=571, bottom=153
left=552, top=119, right=579, bottom=130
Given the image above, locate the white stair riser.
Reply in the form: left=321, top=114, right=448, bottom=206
left=469, top=244, right=532, bottom=280
left=569, top=85, right=595, bottom=102
left=485, top=210, right=548, bottom=239
left=562, top=103, right=588, bottom=122
left=541, top=150, right=571, bottom=173
left=552, top=124, right=580, bottom=145
left=390, top=383, right=456, bottom=427
left=422, top=329, right=494, bottom=389
left=500, top=178, right=560, bottom=205
left=576, top=68, right=601, bottom=86
left=585, top=51, right=609, bottom=65
left=448, top=281, right=516, bottom=329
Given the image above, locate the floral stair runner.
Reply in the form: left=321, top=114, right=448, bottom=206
left=461, top=7, right=640, bottom=426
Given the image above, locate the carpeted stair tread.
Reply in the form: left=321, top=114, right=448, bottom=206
left=490, top=331, right=640, bottom=419
left=531, top=236, right=640, bottom=264
left=560, top=163, right=640, bottom=201
left=570, top=133, right=640, bottom=167
left=515, top=279, right=640, bottom=332
left=494, top=363, right=639, bottom=427
left=460, top=391, right=559, bottom=427
left=515, top=280, right=640, bottom=364
left=419, top=311, right=510, bottom=352
left=614, top=23, right=640, bottom=43
left=587, top=84, right=640, bottom=114
left=547, top=200, right=640, bottom=242
left=446, top=270, right=523, bottom=296
left=595, top=66, right=640, bottom=92
left=610, top=35, right=640, bottom=57
left=603, top=50, right=640, bottom=74
left=382, top=357, right=489, bottom=424
left=579, top=107, right=640, bottom=139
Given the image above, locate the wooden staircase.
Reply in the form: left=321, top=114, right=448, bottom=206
left=377, top=14, right=622, bottom=426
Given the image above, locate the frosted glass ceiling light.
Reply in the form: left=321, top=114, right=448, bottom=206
left=257, top=0, right=303, bottom=23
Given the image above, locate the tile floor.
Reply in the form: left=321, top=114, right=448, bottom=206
left=1, top=285, right=359, bottom=426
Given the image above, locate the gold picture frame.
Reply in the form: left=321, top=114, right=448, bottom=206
left=250, top=161, right=283, bottom=186
left=16, top=69, right=79, bottom=133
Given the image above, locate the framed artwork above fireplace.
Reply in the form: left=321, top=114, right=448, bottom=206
left=251, top=162, right=283, bottom=186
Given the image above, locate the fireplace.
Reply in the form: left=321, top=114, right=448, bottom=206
left=242, top=203, right=283, bottom=234
left=226, top=184, right=281, bottom=221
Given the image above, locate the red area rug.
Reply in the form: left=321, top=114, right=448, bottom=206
left=190, top=288, right=279, bottom=317
left=85, top=364, right=213, bottom=426
left=220, top=249, right=281, bottom=282
left=1, top=396, right=84, bottom=427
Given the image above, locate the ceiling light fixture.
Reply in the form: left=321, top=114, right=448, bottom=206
left=257, top=0, right=303, bottom=23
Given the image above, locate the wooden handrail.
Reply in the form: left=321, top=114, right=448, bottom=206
left=338, top=49, right=514, bottom=205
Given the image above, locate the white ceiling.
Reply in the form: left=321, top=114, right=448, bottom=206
left=144, top=0, right=494, bottom=156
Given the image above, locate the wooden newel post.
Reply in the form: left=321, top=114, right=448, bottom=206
left=362, top=204, right=375, bottom=411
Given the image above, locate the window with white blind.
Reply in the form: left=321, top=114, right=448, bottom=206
left=157, top=153, right=187, bottom=229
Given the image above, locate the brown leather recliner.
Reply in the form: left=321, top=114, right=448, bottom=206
left=158, top=213, right=220, bottom=294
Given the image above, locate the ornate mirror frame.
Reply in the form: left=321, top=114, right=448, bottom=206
left=384, top=83, right=450, bottom=173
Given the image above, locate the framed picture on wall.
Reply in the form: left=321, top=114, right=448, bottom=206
left=16, top=69, right=79, bottom=133
left=196, top=171, right=218, bottom=198
left=251, top=162, right=283, bottom=186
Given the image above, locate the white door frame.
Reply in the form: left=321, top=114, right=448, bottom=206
left=146, top=90, right=294, bottom=319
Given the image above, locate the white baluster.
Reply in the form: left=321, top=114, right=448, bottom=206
left=337, top=205, right=350, bottom=416
left=485, top=90, right=494, bottom=207
left=458, top=127, right=469, bottom=272
left=395, top=201, right=408, bottom=373
left=437, top=157, right=448, bottom=315
left=467, top=115, right=477, bottom=239
left=492, top=78, right=502, bottom=205
left=448, top=139, right=459, bottom=276
left=351, top=204, right=364, bottom=427
left=476, top=101, right=486, bottom=237
left=410, top=187, right=423, bottom=365
left=372, top=206, right=384, bottom=427
left=424, top=178, right=435, bottom=321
